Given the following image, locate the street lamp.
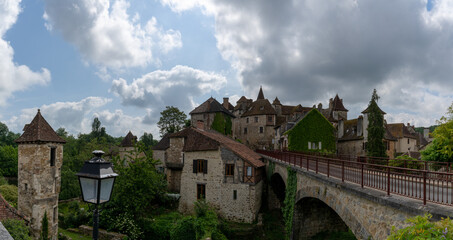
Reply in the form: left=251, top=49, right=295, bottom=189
left=76, top=150, right=118, bottom=240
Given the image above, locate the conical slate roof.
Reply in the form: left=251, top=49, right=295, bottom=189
left=331, top=94, right=348, bottom=112
left=119, top=131, right=137, bottom=147
left=257, top=87, right=265, bottom=100
left=190, top=97, right=235, bottom=118
left=272, top=97, right=281, bottom=105
left=15, top=110, right=66, bottom=144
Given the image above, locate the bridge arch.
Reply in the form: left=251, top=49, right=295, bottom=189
left=270, top=173, right=286, bottom=205
left=294, top=186, right=371, bottom=240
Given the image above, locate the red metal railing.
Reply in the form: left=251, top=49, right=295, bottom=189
left=257, top=150, right=453, bottom=206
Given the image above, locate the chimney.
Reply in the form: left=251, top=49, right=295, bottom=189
left=338, top=119, right=344, bottom=139
left=223, top=97, right=229, bottom=109
left=317, top=103, right=323, bottom=111
left=196, top=120, right=204, bottom=130
left=357, top=116, right=363, bottom=137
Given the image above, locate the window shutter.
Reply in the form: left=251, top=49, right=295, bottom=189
left=193, top=160, right=197, bottom=173
left=319, top=142, right=322, bottom=149
left=308, top=142, right=311, bottom=149
left=203, top=160, right=208, bottom=174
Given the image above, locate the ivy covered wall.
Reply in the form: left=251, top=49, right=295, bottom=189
left=285, top=109, right=336, bottom=152
left=211, top=112, right=232, bottom=136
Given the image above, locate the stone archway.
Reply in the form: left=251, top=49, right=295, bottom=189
left=293, top=197, right=349, bottom=239
left=268, top=173, right=286, bottom=209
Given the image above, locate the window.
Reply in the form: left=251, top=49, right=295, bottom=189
left=197, top=184, right=206, bottom=200
left=233, top=190, right=237, bottom=200
left=308, top=142, right=311, bottom=149
left=259, top=127, right=264, bottom=133
left=268, top=116, right=273, bottom=122
left=318, top=142, right=322, bottom=150
left=50, top=147, right=56, bottom=166
left=24, top=183, right=27, bottom=191
left=225, top=164, right=234, bottom=176
left=260, top=106, right=264, bottom=110
left=53, top=206, right=57, bottom=223
left=407, top=138, right=410, bottom=144
left=255, top=117, right=259, bottom=123
left=244, top=127, right=248, bottom=134
left=193, top=159, right=208, bottom=174
left=246, top=118, right=249, bottom=123
left=246, top=166, right=252, bottom=176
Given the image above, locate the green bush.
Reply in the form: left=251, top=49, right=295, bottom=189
left=170, top=216, right=196, bottom=240
left=388, top=214, right=453, bottom=239
left=2, top=219, right=32, bottom=240
left=0, top=184, right=18, bottom=207
left=193, top=200, right=220, bottom=239
left=0, top=175, right=8, bottom=186
left=389, top=155, right=423, bottom=172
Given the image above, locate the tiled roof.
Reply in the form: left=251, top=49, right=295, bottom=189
left=190, top=97, right=235, bottom=118
left=387, top=123, right=417, bottom=139
left=153, top=134, right=170, bottom=150
left=241, top=99, right=277, bottom=117
left=272, top=97, right=281, bottom=105
left=236, top=96, right=250, bottom=103
left=119, top=131, right=137, bottom=147
left=257, top=87, right=265, bottom=100
left=15, top=110, right=66, bottom=144
left=170, top=127, right=264, bottom=168
left=331, top=94, right=348, bottom=112
left=384, top=125, right=397, bottom=141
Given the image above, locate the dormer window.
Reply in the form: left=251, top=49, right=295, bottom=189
left=260, top=106, right=264, bottom=111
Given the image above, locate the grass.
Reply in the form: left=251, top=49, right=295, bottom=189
left=58, top=228, right=92, bottom=240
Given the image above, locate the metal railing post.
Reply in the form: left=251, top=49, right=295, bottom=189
left=361, top=163, right=364, bottom=188
left=387, top=167, right=390, bottom=195
left=307, top=156, right=310, bottom=172
left=327, top=159, right=330, bottom=178
left=342, top=161, right=344, bottom=182
left=316, top=157, right=318, bottom=174
left=423, top=171, right=427, bottom=205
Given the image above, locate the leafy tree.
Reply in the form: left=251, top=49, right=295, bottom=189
left=0, top=145, right=18, bottom=177
left=56, top=127, right=68, bottom=138
left=0, top=184, right=18, bottom=207
left=429, top=102, right=453, bottom=159
left=388, top=214, right=453, bottom=239
left=139, top=132, right=158, bottom=152
left=157, top=106, right=187, bottom=136
left=92, top=117, right=101, bottom=133
left=0, top=122, right=20, bottom=146
left=366, top=89, right=387, bottom=158
left=422, top=139, right=450, bottom=163
left=40, top=211, right=49, bottom=240
left=2, top=219, right=32, bottom=240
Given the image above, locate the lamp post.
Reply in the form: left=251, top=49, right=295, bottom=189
left=76, top=150, right=118, bottom=240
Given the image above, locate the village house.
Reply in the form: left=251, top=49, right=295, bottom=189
left=15, top=110, right=66, bottom=240
left=152, top=133, right=183, bottom=193
left=189, top=97, right=235, bottom=134
left=387, top=123, right=419, bottom=155
left=337, top=105, right=398, bottom=159
left=156, top=126, right=265, bottom=223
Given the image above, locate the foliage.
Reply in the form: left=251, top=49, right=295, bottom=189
left=426, top=102, right=453, bottom=161
left=366, top=89, right=387, bottom=158
left=0, top=184, right=18, bottom=207
left=140, top=132, right=158, bottom=151
left=140, top=212, right=182, bottom=240
left=40, top=211, right=49, bottom=240
left=0, top=121, right=20, bottom=147
left=170, top=216, right=196, bottom=240
left=0, top=145, right=18, bottom=177
left=109, top=213, right=144, bottom=240
left=389, top=155, right=423, bottom=171
left=267, top=161, right=275, bottom=182
left=388, top=214, right=453, bottom=239
left=211, top=113, right=232, bottom=136
left=415, top=126, right=438, bottom=135
left=193, top=200, right=220, bottom=239
left=282, top=167, right=297, bottom=240
left=56, top=127, right=69, bottom=138
left=58, top=201, right=90, bottom=229
left=286, top=109, right=336, bottom=152
left=0, top=174, right=8, bottom=186
left=2, top=219, right=32, bottom=240
left=157, top=106, right=187, bottom=137
left=422, top=139, right=451, bottom=163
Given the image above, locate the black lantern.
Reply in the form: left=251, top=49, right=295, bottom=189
left=76, top=150, right=118, bottom=240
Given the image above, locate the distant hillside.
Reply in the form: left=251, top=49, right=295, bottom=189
left=414, top=125, right=438, bottom=134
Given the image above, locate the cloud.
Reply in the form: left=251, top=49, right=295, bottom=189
left=161, top=0, right=453, bottom=126
left=0, top=0, right=51, bottom=106
left=93, top=109, right=158, bottom=137
left=110, top=65, right=227, bottom=114
left=8, top=97, right=111, bottom=135
left=43, top=0, right=182, bottom=69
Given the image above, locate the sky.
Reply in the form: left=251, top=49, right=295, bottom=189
left=1, top=0, right=453, bottom=139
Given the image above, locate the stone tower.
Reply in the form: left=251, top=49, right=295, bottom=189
left=15, top=110, right=66, bottom=240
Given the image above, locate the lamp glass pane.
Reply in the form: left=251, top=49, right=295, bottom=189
left=80, top=177, right=98, bottom=204
left=99, top=178, right=114, bottom=203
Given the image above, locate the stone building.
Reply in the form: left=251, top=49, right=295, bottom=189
left=118, top=131, right=137, bottom=160
left=167, top=127, right=264, bottom=223
left=387, top=123, right=419, bottom=154
left=152, top=134, right=183, bottom=193
left=337, top=105, right=397, bottom=159
left=15, top=109, right=65, bottom=240
left=189, top=97, right=235, bottom=134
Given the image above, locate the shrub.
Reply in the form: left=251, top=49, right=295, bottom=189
left=40, top=211, right=49, bottom=240
left=388, top=214, right=453, bottom=239
left=389, top=155, right=423, bottom=173
left=110, top=212, right=144, bottom=240
left=0, top=175, right=8, bottom=186
left=0, top=184, right=18, bottom=207
left=170, top=216, right=196, bottom=240
left=193, top=200, right=219, bottom=239
left=2, top=219, right=32, bottom=240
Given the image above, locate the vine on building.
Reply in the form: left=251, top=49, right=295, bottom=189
left=282, top=167, right=297, bottom=240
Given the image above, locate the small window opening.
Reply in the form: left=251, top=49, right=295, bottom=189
left=225, top=164, right=234, bottom=176
left=197, top=184, right=206, bottom=200
left=53, top=206, right=57, bottom=223
left=246, top=166, right=252, bottom=176
left=233, top=190, right=237, bottom=200
left=259, top=127, right=264, bottom=133
left=255, top=117, right=259, bottom=122
left=50, top=147, right=56, bottom=167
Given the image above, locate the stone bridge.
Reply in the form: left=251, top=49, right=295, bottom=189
left=262, top=155, right=453, bottom=240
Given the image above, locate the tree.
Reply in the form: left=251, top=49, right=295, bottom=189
left=56, top=127, right=68, bottom=138
left=422, top=102, right=453, bottom=162
left=157, top=106, right=187, bottom=136
left=40, top=211, right=49, bottom=240
left=366, top=89, right=387, bottom=158
left=2, top=219, right=32, bottom=240
left=92, top=117, right=101, bottom=133
left=0, top=145, right=18, bottom=177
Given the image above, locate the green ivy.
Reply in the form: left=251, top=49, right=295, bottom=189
left=267, top=161, right=275, bottom=182
left=388, top=214, right=453, bottom=239
left=285, top=109, right=336, bottom=152
left=282, top=167, right=297, bottom=240
left=211, top=113, right=232, bottom=136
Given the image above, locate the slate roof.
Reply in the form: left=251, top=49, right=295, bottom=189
left=241, top=99, right=277, bottom=117
left=339, top=118, right=397, bottom=141
left=331, top=94, right=348, bottom=112
left=387, top=123, right=417, bottom=139
left=272, top=97, right=281, bottom=105
left=362, top=104, right=386, bottom=114
left=190, top=97, right=235, bottom=118
left=15, top=110, right=66, bottom=144
left=170, top=127, right=265, bottom=168
left=119, top=131, right=137, bottom=147
left=153, top=134, right=170, bottom=150
left=257, top=87, right=265, bottom=100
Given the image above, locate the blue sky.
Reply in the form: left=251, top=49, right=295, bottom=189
left=1, top=0, right=452, bottom=139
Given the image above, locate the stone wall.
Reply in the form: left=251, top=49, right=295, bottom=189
left=18, top=143, right=63, bottom=240
left=179, top=148, right=262, bottom=223
left=191, top=113, right=216, bottom=131
left=337, top=140, right=365, bottom=158
left=396, top=137, right=418, bottom=153
left=167, top=138, right=184, bottom=164
left=234, top=115, right=275, bottom=150
left=78, top=225, right=126, bottom=240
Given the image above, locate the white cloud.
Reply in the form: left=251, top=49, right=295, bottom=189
left=43, top=0, right=182, bottom=69
left=110, top=65, right=227, bottom=115
left=0, top=0, right=51, bottom=106
left=8, top=97, right=112, bottom=135
left=161, top=0, right=453, bottom=126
